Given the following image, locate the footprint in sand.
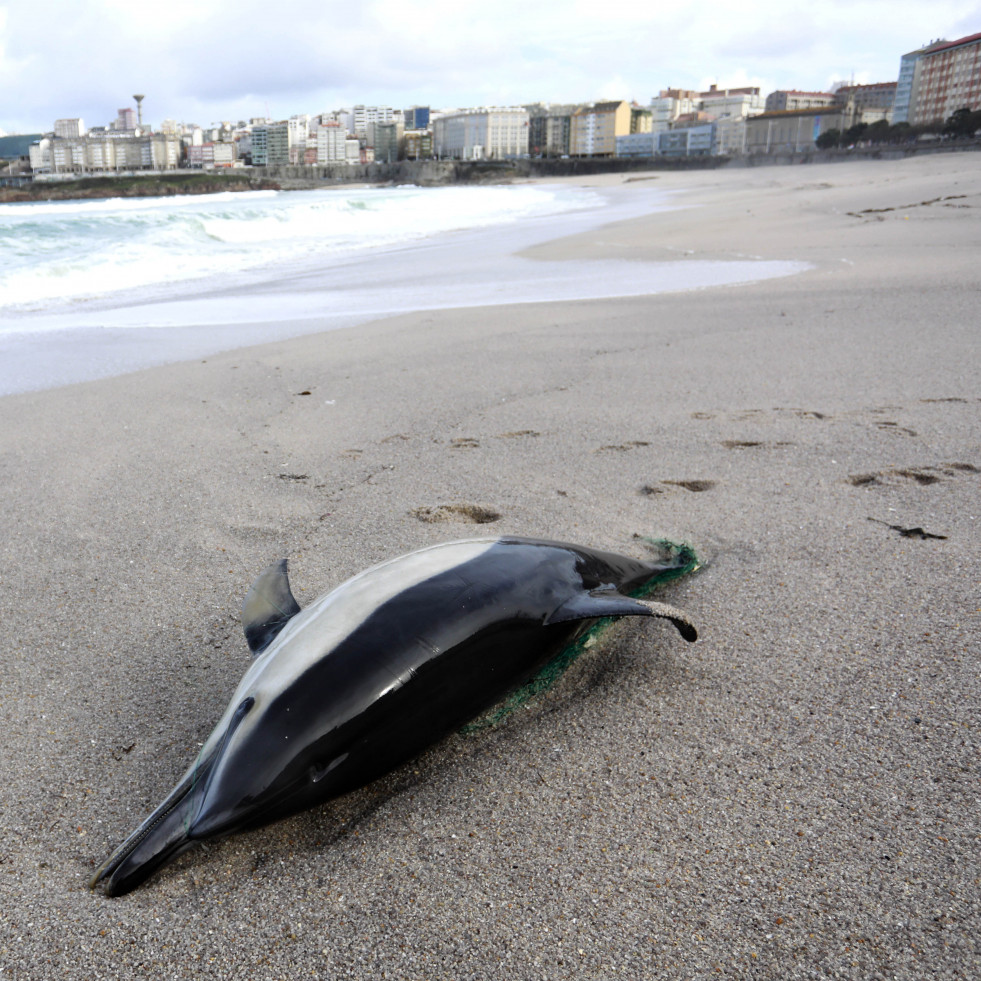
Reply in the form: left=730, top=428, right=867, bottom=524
left=642, top=480, right=717, bottom=495
left=847, top=463, right=978, bottom=487
left=411, top=504, right=501, bottom=524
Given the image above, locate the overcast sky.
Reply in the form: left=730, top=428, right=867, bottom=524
left=2, top=1, right=979, bottom=133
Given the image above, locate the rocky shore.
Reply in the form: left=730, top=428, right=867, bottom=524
left=0, top=171, right=280, bottom=203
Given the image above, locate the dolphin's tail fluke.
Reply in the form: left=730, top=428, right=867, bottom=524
left=89, top=766, right=205, bottom=897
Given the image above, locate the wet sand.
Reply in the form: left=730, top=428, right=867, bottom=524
left=0, top=153, right=979, bottom=978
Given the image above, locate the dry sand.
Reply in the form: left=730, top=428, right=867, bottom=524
left=0, top=152, right=979, bottom=979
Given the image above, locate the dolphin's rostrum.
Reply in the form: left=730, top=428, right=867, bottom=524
left=90, top=536, right=698, bottom=896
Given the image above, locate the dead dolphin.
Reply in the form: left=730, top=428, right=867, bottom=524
left=90, top=536, right=697, bottom=896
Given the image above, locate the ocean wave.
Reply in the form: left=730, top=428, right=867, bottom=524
left=0, top=184, right=599, bottom=312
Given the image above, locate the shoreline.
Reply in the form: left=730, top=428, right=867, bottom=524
left=0, top=178, right=806, bottom=396
left=0, top=153, right=978, bottom=979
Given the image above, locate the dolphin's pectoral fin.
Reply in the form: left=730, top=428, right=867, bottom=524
left=635, top=599, right=698, bottom=643
left=545, top=589, right=697, bottom=642
left=242, top=559, right=302, bottom=657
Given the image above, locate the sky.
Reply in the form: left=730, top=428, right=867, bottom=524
left=1, top=0, right=979, bottom=134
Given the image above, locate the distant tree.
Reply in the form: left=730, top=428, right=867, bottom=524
left=887, top=121, right=913, bottom=143
left=816, top=129, right=841, bottom=149
left=844, top=122, right=868, bottom=144
left=944, top=106, right=981, bottom=137
left=866, top=119, right=891, bottom=143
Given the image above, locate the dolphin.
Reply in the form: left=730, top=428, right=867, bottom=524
left=90, top=536, right=697, bottom=896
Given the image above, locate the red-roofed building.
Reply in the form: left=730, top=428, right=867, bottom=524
left=909, top=31, right=981, bottom=125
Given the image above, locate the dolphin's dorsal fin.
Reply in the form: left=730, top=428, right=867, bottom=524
left=242, top=559, right=302, bottom=657
left=545, top=589, right=697, bottom=642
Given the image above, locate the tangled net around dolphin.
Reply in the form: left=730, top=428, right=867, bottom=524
left=461, top=538, right=699, bottom=732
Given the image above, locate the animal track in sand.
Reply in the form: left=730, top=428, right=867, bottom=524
left=495, top=430, right=541, bottom=439
left=847, top=463, right=978, bottom=488
left=411, top=504, right=502, bottom=524
left=450, top=437, right=480, bottom=449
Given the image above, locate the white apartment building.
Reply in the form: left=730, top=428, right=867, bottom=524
left=650, top=90, right=699, bottom=134
left=30, top=134, right=180, bottom=174
left=186, top=142, right=238, bottom=168
left=54, top=118, right=85, bottom=138
left=698, top=88, right=763, bottom=155
left=434, top=108, right=529, bottom=159
left=288, top=115, right=310, bottom=146
left=348, top=105, right=396, bottom=136
left=316, top=124, right=348, bottom=163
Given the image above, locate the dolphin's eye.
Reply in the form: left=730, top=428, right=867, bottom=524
left=233, top=697, right=255, bottom=724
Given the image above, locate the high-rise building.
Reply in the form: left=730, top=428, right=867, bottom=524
left=115, top=107, right=137, bottom=131
left=316, top=124, right=348, bottom=163
left=908, top=32, right=981, bottom=126
left=403, top=106, right=430, bottom=130
left=251, top=122, right=290, bottom=165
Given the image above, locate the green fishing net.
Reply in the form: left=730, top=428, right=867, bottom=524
left=461, top=538, right=699, bottom=732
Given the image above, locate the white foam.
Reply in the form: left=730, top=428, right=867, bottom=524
left=0, top=184, right=599, bottom=313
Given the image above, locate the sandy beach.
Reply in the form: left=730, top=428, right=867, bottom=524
left=1, top=152, right=979, bottom=978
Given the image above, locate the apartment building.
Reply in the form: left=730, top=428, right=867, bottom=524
left=700, top=85, right=764, bottom=117
left=402, top=129, right=433, bottom=160
left=892, top=42, right=946, bottom=123
left=909, top=31, right=981, bottom=126
left=434, top=108, right=529, bottom=159
left=765, top=90, right=836, bottom=112
left=697, top=85, right=764, bottom=154
left=526, top=103, right=579, bottom=156
left=54, top=118, right=85, bottom=138
left=29, top=133, right=180, bottom=173
left=186, top=142, right=237, bottom=168
left=570, top=101, right=631, bottom=156
left=833, top=81, right=898, bottom=127
left=251, top=122, right=290, bottom=165
left=366, top=120, right=403, bottom=162
left=650, top=90, right=699, bottom=134
left=348, top=105, right=397, bottom=137
left=403, top=106, right=430, bottom=130
left=114, top=107, right=137, bottom=131
left=316, top=124, right=347, bottom=163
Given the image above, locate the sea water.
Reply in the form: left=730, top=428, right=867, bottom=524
left=0, top=182, right=807, bottom=395
left=0, top=184, right=603, bottom=314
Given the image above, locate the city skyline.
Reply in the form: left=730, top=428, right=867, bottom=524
left=2, top=1, right=979, bottom=134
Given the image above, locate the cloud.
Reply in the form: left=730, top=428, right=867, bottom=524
left=2, top=0, right=979, bottom=133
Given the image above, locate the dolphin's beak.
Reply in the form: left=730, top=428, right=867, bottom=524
left=89, top=757, right=211, bottom=897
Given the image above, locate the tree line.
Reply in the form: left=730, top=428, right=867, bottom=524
left=816, top=106, right=981, bottom=149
